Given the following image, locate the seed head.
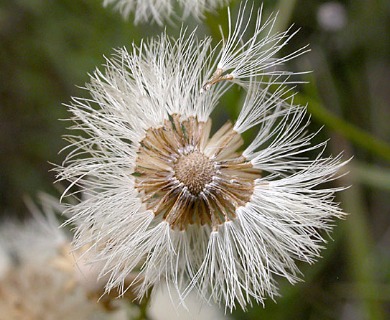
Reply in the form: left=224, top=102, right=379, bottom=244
left=58, top=3, right=347, bottom=311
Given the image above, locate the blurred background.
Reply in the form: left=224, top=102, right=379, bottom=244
left=0, top=0, right=389, bottom=319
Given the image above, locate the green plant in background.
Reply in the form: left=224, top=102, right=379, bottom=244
left=0, top=0, right=389, bottom=319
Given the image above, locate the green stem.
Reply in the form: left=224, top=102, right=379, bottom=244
left=295, top=94, right=390, bottom=162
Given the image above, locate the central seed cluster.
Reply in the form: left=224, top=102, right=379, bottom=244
left=174, top=151, right=216, bottom=195
left=133, top=114, right=261, bottom=230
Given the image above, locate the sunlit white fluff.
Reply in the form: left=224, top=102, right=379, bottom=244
left=57, top=3, right=347, bottom=312
left=215, top=3, right=309, bottom=85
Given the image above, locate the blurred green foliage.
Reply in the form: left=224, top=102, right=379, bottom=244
left=0, top=0, right=389, bottom=319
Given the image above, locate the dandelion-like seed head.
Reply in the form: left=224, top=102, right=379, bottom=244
left=58, top=2, right=347, bottom=312
left=0, top=196, right=129, bottom=319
